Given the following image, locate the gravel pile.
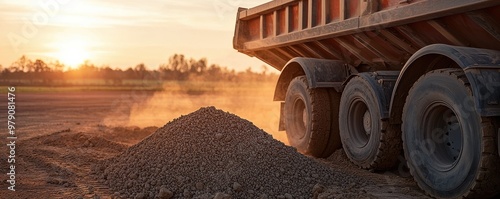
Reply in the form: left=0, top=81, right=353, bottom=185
left=93, top=107, right=371, bottom=199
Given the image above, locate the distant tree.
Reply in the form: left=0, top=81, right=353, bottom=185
left=33, top=59, right=50, bottom=72
left=125, top=67, right=135, bottom=79
left=189, top=58, right=207, bottom=74
left=170, top=54, right=191, bottom=73
left=161, top=54, right=191, bottom=80
left=8, top=55, right=33, bottom=72
left=0, top=68, right=11, bottom=83
left=134, top=63, right=147, bottom=79
left=50, top=60, right=65, bottom=72
left=134, top=63, right=146, bottom=71
left=30, top=59, right=53, bottom=83
left=208, top=64, right=225, bottom=81
left=111, top=68, right=124, bottom=85
left=0, top=65, right=3, bottom=82
left=78, top=60, right=99, bottom=78
left=100, top=66, right=114, bottom=84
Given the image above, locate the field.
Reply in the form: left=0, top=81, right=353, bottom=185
left=0, top=81, right=428, bottom=198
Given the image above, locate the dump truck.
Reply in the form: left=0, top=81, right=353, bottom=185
left=233, top=0, right=500, bottom=198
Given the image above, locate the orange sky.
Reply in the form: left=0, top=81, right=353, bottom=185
left=0, top=0, right=271, bottom=71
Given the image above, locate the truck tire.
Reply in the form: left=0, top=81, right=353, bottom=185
left=323, top=89, right=342, bottom=156
left=284, top=76, right=335, bottom=157
left=402, top=69, right=500, bottom=198
left=339, top=76, right=401, bottom=170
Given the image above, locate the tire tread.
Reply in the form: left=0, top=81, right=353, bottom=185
left=295, top=76, right=333, bottom=157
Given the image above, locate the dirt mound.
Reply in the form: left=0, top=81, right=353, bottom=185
left=99, top=126, right=158, bottom=146
left=32, top=129, right=127, bottom=152
left=93, top=107, right=372, bottom=198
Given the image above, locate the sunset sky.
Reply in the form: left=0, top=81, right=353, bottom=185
left=0, top=0, right=270, bottom=71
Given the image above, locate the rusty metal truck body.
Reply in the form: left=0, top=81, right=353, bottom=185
left=234, top=0, right=500, bottom=198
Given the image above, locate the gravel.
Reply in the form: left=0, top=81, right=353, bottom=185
left=93, top=107, right=372, bottom=198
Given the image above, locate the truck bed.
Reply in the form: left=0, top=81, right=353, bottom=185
left=233, top=0, right=500, bottom=71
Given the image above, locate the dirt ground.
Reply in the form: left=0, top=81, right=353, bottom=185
left=0, top=90, right=429, bottom=198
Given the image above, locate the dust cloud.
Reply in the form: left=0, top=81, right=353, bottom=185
left=103, top=81, right=288, bottom=144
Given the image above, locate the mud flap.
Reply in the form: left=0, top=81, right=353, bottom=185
left=279, top=102, right=286, bottom=131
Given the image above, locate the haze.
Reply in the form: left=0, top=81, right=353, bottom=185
left=0, top=0, right=270, bottom=70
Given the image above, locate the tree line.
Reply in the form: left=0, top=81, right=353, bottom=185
left=0, top=54, right=277, bottom=86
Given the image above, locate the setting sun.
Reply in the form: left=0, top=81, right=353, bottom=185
left=55, top=39, right=90, bottom=68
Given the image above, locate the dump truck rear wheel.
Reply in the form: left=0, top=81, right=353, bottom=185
left=284, top=76, right=334, bottom=157
left=339, top=76, right=401, bottom=170
left=402, top=69, right=500, bottom=198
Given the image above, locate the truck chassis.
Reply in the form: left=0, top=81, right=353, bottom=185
left=234, top=0, right=500, bottom=198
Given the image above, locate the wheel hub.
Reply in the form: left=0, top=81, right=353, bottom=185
left=423, top=103, right=463, bottom=170
left=347, top=99, right=371, bottom=147
left=302, top=108, right=308, bottom=128
left=445, top=118, right=462, bottom=161
left=363, top=110, right=371, bottom=135
left=289, top=98, right=307, bottom=139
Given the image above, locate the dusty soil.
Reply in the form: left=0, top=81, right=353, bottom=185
left=0, top=91, right=429, bottom=198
